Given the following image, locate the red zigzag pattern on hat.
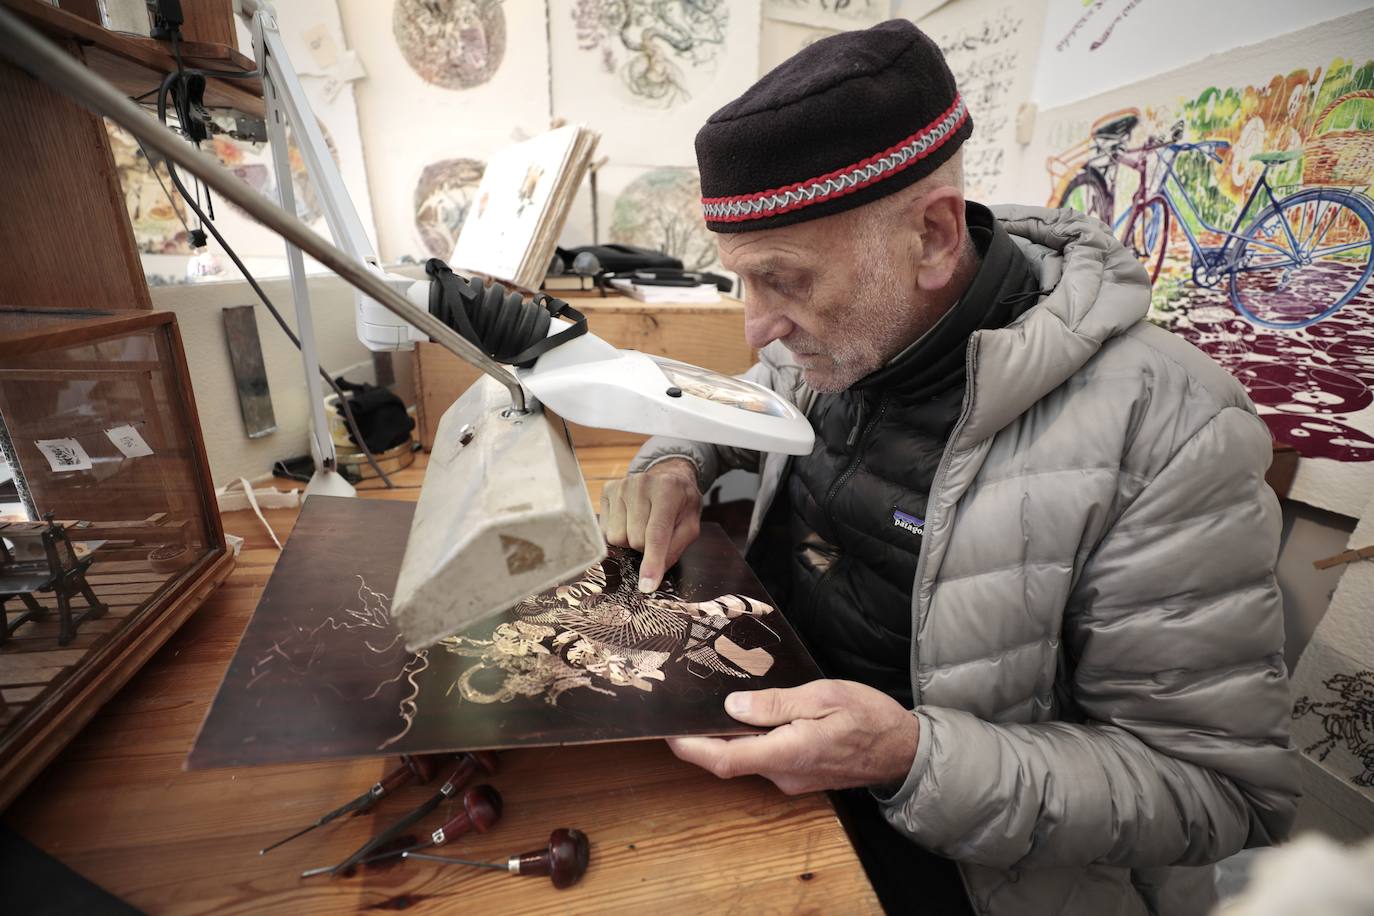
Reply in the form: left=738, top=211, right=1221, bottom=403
left=701, top=95, right=969, bottom=224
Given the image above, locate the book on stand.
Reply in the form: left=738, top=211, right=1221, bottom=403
left=448, top=124, right=600, bottom=291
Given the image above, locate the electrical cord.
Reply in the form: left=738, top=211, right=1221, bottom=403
left=133, top=135, right=195, bottom=241
left=153, top=68, right=395, bottom=487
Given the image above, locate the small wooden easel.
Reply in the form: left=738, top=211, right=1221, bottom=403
left=0, top=515, right=108, bottom=646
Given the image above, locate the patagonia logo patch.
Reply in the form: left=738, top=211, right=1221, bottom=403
left=892, top=508, right=925, bottom=536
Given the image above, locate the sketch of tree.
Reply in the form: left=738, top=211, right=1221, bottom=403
left=571, top=0, right=729, bottom=107
left=610, top=167, right=718, bottom=270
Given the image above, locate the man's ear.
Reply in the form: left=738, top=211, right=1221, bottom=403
left=912, top=187, right=968, bottom=292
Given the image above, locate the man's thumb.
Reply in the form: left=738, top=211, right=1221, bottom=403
left=725, top=688, right=790, bottom=726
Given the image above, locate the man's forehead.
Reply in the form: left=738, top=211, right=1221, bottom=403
left=717, top=225, right=824, bottom=272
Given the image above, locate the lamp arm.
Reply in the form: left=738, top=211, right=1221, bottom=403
left=0, top=3, right=527, bottom=415
left=243, top=2, right=423, bottom=355
left=245, top=2, right=376, bottom=270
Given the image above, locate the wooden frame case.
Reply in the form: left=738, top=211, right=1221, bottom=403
left=0, top=308, right=234, bottom=810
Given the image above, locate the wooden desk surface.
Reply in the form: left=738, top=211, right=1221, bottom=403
left=4, top=447, right=879, bottom=914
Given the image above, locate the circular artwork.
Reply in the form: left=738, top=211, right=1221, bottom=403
left=394, top=0, right=506, bottom=90
left=413, top=157, right=486, bottom=258
left=610, top=168, right=716, bottom=271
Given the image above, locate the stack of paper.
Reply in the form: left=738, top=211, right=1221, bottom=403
left=608, top=279, right=721, bottom=304
left=449, top=124, right=600, bottom=291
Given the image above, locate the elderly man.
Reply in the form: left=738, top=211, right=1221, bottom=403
left=600, top=19, right=1300, bottom=916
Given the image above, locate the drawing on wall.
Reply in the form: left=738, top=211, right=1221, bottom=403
left=1294, top=670, right=1374, bottom=788
left=108, top=124, right=192, bottom=254
left=108, top=123, right=337, bottom=255
left=550, top=0, right=760, bottom=167
left=608, top=167, right=718, bottom=270
left=1044, top=57, right=1374, bottom=469
left=764, top=0, right=890, bottom=30
left=570, top=0, right=729, bottom=107
left=215, top=123, right=340, bottom=225
left=1053, top=0, right=1147, bottom=55
left=393, top=0, right=506, bottom=89
left=920, top=0, right=1043, bottom=201
left=188, top=497, right=821, bottom=768
left=414, top=157, right=487, bottom=258
left=1290, top=494, right=1374, bottom=802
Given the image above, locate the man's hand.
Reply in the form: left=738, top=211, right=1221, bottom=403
left=667, top=680, right=919, bottom=795
left=600, top=458, right=703, bottom=593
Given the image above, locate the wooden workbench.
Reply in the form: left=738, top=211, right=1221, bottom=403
left=3, top=447, right=880, bottom=914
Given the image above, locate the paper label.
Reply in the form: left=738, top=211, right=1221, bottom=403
left=106, top=425, right=154, bottom=459
left=35, top=438, right=92, bottom=472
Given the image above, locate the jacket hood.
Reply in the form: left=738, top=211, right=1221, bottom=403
left=957, top=205, right=1151, bottom=445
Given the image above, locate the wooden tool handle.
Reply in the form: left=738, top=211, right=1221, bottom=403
left=511, top=828, right=590, bottom=889
left=376, top=763, right=415, bottom=794
left=432, top=785, right=502, bottom=845
left=403, top=753, right=444, bottom=784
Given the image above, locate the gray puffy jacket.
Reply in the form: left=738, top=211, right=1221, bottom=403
left=630, top=205, right=1300, bottom=915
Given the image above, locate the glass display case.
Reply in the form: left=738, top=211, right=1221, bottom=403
left=0, top=307, right=233, bottom=808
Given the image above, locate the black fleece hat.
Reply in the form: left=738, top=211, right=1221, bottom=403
left=696, top=19, right=970, bottom=233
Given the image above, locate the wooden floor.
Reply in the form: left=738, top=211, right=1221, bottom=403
left=1, top=561, right=176, bottom=731
left=4, top=447, right=880, bottom=914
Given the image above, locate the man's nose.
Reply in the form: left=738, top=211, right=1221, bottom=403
left=743, top=301, right=794, bottom=350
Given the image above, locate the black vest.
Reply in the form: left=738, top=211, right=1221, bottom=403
left=751, top=204, right=1040, bottom=707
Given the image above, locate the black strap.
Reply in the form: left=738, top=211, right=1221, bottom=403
left=424, top=259, right=588, bottom=368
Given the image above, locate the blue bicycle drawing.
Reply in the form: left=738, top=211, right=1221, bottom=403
left=1057, top=115, right=1374, bottom=330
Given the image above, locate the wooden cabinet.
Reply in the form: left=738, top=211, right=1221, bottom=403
left=0, top=0, right=251, bottom=809
left=0, top=0, right=259, bottom=313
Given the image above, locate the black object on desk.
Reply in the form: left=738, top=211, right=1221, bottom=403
left=0, top=824, right=144, bottom=916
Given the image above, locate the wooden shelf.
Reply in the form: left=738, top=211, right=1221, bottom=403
left=4, top=0, right=264, bottom=117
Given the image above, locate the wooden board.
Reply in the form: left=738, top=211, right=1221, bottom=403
left=1, top=449, right=881, bottom=914
left=413, top=296, right=756, bottom=449
left=188, top=499, right=821, bottom=768
left=0, top=54, right=151, bottom=311
left=177, top=0, right=239, bottom=49
left=3, top=0, right=261, bottom=115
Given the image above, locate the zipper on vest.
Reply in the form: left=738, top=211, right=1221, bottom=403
left=845, top=396, right=868, bottom=448
left=825, top=392, right=888, bottom=532
left=908, top=335, right=980, bottom=706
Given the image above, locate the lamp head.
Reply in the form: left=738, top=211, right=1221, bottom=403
left=390, top=279, right=813, bottom=650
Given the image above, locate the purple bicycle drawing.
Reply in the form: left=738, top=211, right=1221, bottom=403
left=1054, top=112, right=1374, bottom=330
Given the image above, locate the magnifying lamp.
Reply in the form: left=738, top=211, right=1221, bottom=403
left=0, top=2, right=814, bottom=652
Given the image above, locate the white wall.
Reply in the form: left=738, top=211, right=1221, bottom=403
left=1030, top=0, right=1373, bottom=109
left=153, top=268, right=420, bottom=487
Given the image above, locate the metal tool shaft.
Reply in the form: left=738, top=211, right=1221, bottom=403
left=0, top=4, right=526, bottom=414
left=260, top=823, right=319, bottom=856
left=402, top=851, right=506, bottom=870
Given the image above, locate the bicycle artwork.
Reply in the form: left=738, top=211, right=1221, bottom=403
left=1053, top=111, right=1374, bottom=330
left=1045, top=75, right=1374, bottom=467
